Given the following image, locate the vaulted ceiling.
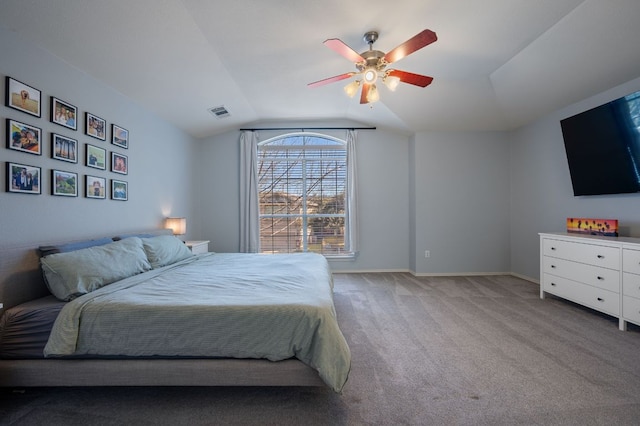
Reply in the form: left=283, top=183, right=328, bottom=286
left=2, top=0, right=640, bottom=138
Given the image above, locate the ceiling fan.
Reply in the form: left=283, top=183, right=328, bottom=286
left=308, top=29, right=437, bottom=104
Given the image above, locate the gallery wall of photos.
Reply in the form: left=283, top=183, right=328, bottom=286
left=4, top=76, right=129, bottom=201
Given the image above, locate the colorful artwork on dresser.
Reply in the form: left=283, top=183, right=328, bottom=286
left=566, top=217, right=618, bottom=237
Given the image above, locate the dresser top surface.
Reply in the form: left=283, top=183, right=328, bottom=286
left=540, top=232, right=640, bottom=247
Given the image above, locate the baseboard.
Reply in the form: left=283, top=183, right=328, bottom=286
left=332, top=269, right=540, bottom=284
left=410, top=271, right=511, bottom=277
left=331, top=269, right=412, bottom=274
left=510, top=272, right=539, bottom=284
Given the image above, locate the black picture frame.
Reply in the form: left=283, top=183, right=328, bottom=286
left=111, top=152, right=128, bottom=175
left=7, top=162, right=41, bottom=194
left=5, top=77, right=41, bottom=117
left=52, top=133, right=78, bottom=163
left=52, top=169, right=78, bottom=197
left=85, top=175, right=106, bottom=199
left=111, top=179, right=128, bottom=201
left=86, top=144, right=106, bottom=170
left=86, top=112, right=106, bottom=141
left=112, top=124, right=129, bottom=149
left=51, top=96, right=78, bottom=130
left=6, top=119, right=42, bottom=155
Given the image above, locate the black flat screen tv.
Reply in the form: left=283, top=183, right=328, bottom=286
left=560, top=90, right=640, bottom=196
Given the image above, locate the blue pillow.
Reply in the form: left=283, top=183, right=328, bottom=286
left=41, top=237, right=152, bottom=301
left=112, top=233, right=157, bottom=241
left=141, top=235, right=194, bottom=268
left=38, top=237, right=114, bottom=258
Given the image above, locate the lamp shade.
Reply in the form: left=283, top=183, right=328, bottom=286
left=344, top=80, right=361, bottom=98
left=366, top=84, right=380, bottom=103
left=165, top=217, right=186, bottom=235
left=383, top=75, right=401, bottom=91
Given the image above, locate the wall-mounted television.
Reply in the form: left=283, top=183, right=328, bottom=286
left=560, top=90, right=640, bottom=196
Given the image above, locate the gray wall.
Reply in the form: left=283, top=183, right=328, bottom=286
left=509, top=75, right=640, bottom=280
left=197, top=124, right=411, bottom=272
left=0, top=27, right=198, bottom=247
left=411, top=131, right=511, bottom=275
left=199, top=125, right=512, bottom=275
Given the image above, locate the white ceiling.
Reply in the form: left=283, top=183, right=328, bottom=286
left=2, top=0, right=640, bottom=138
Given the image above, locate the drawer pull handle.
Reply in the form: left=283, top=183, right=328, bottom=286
left=597, top=297, right=604, bottom=302
left=597, top=276, right=604, bottom=280
left=551, top=283, right=557, bottom=286
left=551, top=265, right=556, bottom=268
left=597, top=255, right=605, bottom=259
left=551, top=247, right=556, bottom=251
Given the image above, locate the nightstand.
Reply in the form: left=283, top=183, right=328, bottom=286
left=185, top=240, right=209, bottom=254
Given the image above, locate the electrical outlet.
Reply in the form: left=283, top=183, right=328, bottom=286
left=424, top=250, right=430, bottom=258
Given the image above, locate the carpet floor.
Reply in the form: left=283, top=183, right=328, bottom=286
left=2, top=273, right=640, bottom=425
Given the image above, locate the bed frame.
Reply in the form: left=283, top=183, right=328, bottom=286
left=0, top=230, right=324, bottom=388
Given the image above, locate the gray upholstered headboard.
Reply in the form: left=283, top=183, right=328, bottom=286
left=0, top=229, right=172, bottom=314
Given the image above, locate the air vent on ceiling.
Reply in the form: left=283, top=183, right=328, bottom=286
left=208, top=105, right=231, bottom=119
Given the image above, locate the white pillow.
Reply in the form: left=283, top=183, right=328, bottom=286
left=41, top=237, right=152, bottom=301
left=141, top=235, right=194, bottom=269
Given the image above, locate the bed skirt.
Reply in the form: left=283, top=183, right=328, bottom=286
left=0, top=358, right=325, bottom=387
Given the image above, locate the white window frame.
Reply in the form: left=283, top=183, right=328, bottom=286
left=257, top=132, right=354, bottom=258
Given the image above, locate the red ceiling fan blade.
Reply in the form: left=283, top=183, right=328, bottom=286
left=383, top=29, right=437, bottom=64
left=388, top=70, right=434, bottom=87
left=360, top=83, right=371, bottom=104
left=324, top=38, right=365, bottom=63
left=308, top=72, right=355, bottom=88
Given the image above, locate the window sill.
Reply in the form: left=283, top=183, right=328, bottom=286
left=324, top=252, right=357, bottom=261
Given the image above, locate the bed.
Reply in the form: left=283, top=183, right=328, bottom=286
left=0, top=230, right=351, bottom=392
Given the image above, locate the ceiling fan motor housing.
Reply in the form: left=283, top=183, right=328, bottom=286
left=357, top=31, right=388, bottom=72
left=357, top=50, right=387, bottom=71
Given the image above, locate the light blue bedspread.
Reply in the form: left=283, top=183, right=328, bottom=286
left=44, top=253, right=351, bottom=392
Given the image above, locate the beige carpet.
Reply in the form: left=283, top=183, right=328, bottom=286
left=2, top=273, right=640, bottom=425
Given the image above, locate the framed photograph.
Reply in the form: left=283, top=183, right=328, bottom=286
left=6, top=119, right=42, bottom=155
left=51, top=97, right=77, bottom=130
left=111, top=179, right=128, bottom=201
left=52, top=133, right=78, bottom=163
left=111, top=152, right=128, bottom=175
left=5, top=77, right=41, bottom=117
left=86, top=112, right=106, bottom=140
left=85, top=175, right=106, bottom=199
left=86, top=144, right=106, bottom=170
left=52, top=169, right=78, bottom=197
left=112, top=124, right=129, bottom=149
left=7, top=162, right=41, bottom=194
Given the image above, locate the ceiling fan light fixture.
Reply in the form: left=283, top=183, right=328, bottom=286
left=383, top=75, right=401, bottom=91
left=366, top=84, right=380, bottom=103
left=363, top=67, right=378, bottom=83
left=344, top=80, right=361, bottom=98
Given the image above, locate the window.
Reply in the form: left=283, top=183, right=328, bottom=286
left=257, top=133, right=352, bottom=256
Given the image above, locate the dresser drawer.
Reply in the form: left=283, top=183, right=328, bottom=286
left=623, top=248, right=640, bottom=275
left=542, top=256, right=619, bottom=292
left=622, top=296, right=640, bottom=326
left=543, top=273, right=619, bottom=316
left=542, top=238, right=619, bottom=269
left=623, top=272, right=640, bottom=299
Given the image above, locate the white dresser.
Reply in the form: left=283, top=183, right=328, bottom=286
left=540, top=232, right=640, bottom=330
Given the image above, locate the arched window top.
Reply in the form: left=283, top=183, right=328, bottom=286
left=259, top=132, right=346, bottom=149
